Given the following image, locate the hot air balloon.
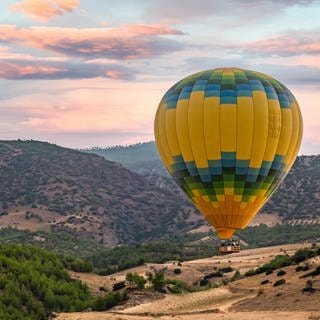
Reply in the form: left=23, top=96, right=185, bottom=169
left=154, top=67, right=303, bottom=240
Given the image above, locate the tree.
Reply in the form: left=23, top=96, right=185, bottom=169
left=125, top=272, right=146, bottom=289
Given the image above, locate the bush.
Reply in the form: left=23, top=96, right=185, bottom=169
left=219, top=267, right=234, bottom=273
left=261, top=279, right=270, bottom=285
left=273, top=279, right=286, bottom=287
left=126, top=273, right=146, bottom=289
left=167, top=285, right=182, bottom=294
left=265, top=269, right=273, bottom=275
left=256, top=255, right=291, bottom=274
left=301, top=266, right=320, bottom=278
left=291, top=248, right=315, bottom=264
left=204, top=271, right=223, bottom=279
left=92, top=291, right=127, bottom=311
left=199, top=278, right=209, bottom=286
left=113, top=281, right=126, bottom=291
left=295, top=265, right=310, bottom=272
left=231, top=270, right=241, bottom=282
left=149, top=270, right=166, bottom=292
left=173, top=268, right=182, bottom=274
left=245, top=269, right=256, bottom=277
left=277, top=270, right=286, bottom=276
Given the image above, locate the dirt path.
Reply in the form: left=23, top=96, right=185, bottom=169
left=120, top=287, right=253, bottom=314
left=57, top=311, right=319, bottom=320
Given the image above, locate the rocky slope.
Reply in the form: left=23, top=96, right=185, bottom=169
left=86, top=142, right=320, bottom=221
left=0, top=140, right=201, bottom=246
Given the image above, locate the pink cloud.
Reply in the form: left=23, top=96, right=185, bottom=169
left=0, top=79, right=168, bottom=137
left=0, top=24, right=184, bottom=59
left=235, top=30, right=320, bottom=56
left=0, top=59, right=134, bottom=80
left=10, top=0, right=78, bottom=20
left=0, top=61, right=65, bottom=78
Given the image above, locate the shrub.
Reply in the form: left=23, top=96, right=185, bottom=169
left=295, top=265, right=310, bottom=272
left=219, top=267, right=234, bottom=273
left=266, top=269, right=273, bottom=275
left=291, top=248, right=315, bottom=264
left=231, top=271, right=241, bottom=282
left=277, top=270, right=286, bottom=276
left=301, top=266, right=320, bottom=278
left=261, top=279, right=270, bottom=285
left=167, top=285, right=182, bottom=294
left=173, top=268, right=182, bottom=274
left=150, top=270, right=166, bottom=292
left=245, top=269, right=256, bottom=277
left=273, top=279, right=286, bottom=287
left=112, top=281, right=126, bottom=291
left=126, top=273, right=146, bottom=289
left=199, top=278, right=208, bottom=286
left=204, top=271, right=223, bottom=279
left=92, top=291, right=127, bottom=311
left=256, top=255, right=291, bottom=274
left=165, top=279, right=191, bottom=294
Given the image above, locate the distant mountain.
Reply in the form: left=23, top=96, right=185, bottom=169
left=0, top=140, right=318, bottom=248
left=85, top=142, right=320, bottom=221
left=0, top=140, right=201, bottom=246
left=82, top=142, right=167, bottom=176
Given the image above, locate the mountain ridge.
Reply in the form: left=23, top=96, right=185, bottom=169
left=0, top=140, right=201, bottom=246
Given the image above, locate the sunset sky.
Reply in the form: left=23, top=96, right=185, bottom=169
left=0, top=0, right=319, bottom=154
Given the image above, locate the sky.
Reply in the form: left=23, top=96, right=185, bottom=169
left=0, top=0, right=319, bottom=154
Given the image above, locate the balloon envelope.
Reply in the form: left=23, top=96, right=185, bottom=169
left=154, top=67, right=303, bottom=239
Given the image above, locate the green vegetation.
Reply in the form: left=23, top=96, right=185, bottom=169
left=273, top=279, right=286, bottom=287
left=173, top=268, right=182, bottom=274
left=0, top=227, right=105, bottom=258
left=89, top=238, right=218, bottom=275
left=83, top=141, right=162, bottom=174
left=126, top=272, right=147, bottom=289
left=301, top=266, right=320, bottom=278
left=91, top=291, right=127, bottom=311
left=231, top=270, right=241, bottom=282
left=0, top=140, right=198, bottom=245
left=245, top=246, right=320, bottom=277
left=237, top=224, right=320, bottom=248
left=1, top=226, right=319, bottom=278
left=148, top=269, right=166, bottom=292
left=295, top=265, right=310, bottom=272
left=0, top=244, right=126, bottom=320
left=277, top=270, right=286, bottom=276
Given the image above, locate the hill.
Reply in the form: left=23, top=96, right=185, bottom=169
left=83, top=142, right=163, bottom=176
left=56, top=242, right=320, bottom=320
left=1, top=140, right=319, bottom=248
left=0, top=140, right=201, bottom=246
left=85, top=142, right=320, bottom=221
left=0, top=244, right=125, bottom=320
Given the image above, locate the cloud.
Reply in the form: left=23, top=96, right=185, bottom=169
left=0, top=59, right=134, bottom=80
left=143, top=0, right=317, bottom=24
left=0, top=24, right=184, bottom=60
left=181, top=56, right=320, bottom=85
left=10, top=0, right=79, bottom=20
left=0, top=79, right=166, bottom=147
left=234, top=30, right=320, bottom=57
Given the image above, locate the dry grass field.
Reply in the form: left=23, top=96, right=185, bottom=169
left=58, top=243, right=320, bottom=320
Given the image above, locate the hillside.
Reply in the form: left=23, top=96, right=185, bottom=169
left=0, top=140, right=319, bottom=248
left=86, top=142, right=320, bottom=221
left=57, top=243, right=320, bottom=320
left=0, top=140, right=201, bottom=246
left=83, top=142, right=163, bottom=176
left=0, top=244, right=102, bottom=320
